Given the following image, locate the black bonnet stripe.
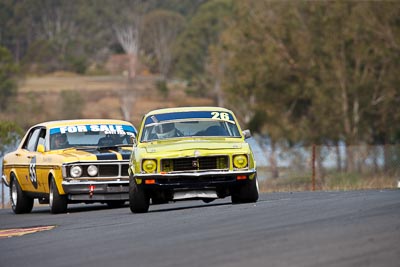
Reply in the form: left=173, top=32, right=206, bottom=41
left=95, top=151, right=118, bottom=160
left=121, top=151, right=131, bottom=160
left=81, top=148, right=126, bottom=160
left=96, top=153, right=118, bottom=160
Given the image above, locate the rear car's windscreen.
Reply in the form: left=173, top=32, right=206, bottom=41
left=49, top=124, right=136, bottom=149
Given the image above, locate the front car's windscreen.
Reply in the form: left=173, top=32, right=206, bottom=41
left=49, top=124, right=136, bottom=150
left=141, top=111, right=241, bottom=142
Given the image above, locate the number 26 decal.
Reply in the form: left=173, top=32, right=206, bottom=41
left=211, top=112, right=232, bottom=122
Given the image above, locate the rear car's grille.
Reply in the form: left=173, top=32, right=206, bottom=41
left=161, top=156, right=229, bottom=172
left=121, top=165, right=129, bottom=176
left=99, top=165, right=119, bottom=176
left=65, top=162, right=129, bottom=179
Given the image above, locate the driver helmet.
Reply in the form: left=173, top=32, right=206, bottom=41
left=53, top=133, right=68, bottom=148
left=155, top=123, right=176, bottom=139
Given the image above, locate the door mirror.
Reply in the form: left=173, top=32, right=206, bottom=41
left=37, top=144, right=45, bottom=153
left=130, top=135, right=137, bottom=146
left=242, top=129, right=252, bottom=139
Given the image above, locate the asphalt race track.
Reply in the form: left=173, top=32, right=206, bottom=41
left=0, top=190, right=399, bottom=267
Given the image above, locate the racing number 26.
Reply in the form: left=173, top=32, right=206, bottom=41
left=211, top=112, right=230, bottom=121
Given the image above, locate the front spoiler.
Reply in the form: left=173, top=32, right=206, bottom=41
left=134, top=169, right=256, bottom=179
left=1, top=175, right=9, bottom=187
left=134, top=169, right=256, bottom=189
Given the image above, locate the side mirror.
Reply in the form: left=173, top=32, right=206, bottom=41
left=242, top=129, right=252, bottom=139
left=130, top=135, right=137, bottom=146
left=37, top=144, right=45, bottom=153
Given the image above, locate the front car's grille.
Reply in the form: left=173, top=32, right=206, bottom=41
left=161, top=156, right=229, bottom=172
left=64, top=162, right=130, bottom=179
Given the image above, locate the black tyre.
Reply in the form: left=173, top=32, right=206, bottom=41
left=10, top=175, right=34, bottom=214
left=231, top=175, right=259, bottom=204
left=129, top=176, right=150, bottom=213
left=49, top=178, right=68, bottom=214
left=151, top=195, right=168, bottom=205
left=106, top=200, right=126, bottom=208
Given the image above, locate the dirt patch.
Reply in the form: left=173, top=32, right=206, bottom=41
left=16, top=74, right=214, bottom=127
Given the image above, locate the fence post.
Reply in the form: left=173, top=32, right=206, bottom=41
left=1, top=178, right=4, bottom=209
left=312, top=144, right=316, bottom=191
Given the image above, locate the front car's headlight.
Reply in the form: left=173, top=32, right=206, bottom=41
left=70, top=165, right=83, bottom=178
left=142, top=159, right=157, bottom=173
left=233, top=155, right=248, bottom=169
left=87, top=165, right=98, bottom=177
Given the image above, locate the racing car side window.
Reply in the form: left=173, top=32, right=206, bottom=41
left=25, top=128, right=42, bottom=151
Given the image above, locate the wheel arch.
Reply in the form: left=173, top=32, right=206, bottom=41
left=9, top=171, right=20, bottom=186
left=47, top=170, right=66, bottom=195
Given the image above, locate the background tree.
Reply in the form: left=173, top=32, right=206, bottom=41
left=143, top=10, right=184, bottom=96
left=144, top=10, right=184, bottom=79
left=206, top=43, right=227, bottom=106
left=1, top=0, right=400, bottom=153
left=0, top=121, right=23, bottom=158
left=111, top=0, right=148, bottom=121
left=174, top=0, right=233, bottom=97
left=12, top=0, right=85, bottom=73
left=0, top=46, right=19, bottom=112
left=146, top=0, right=207, bottom=16
left=220, top=0, right=400, bottom=175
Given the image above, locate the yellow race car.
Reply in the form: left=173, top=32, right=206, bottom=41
left=129, top=107, right=259, bottom=213
left=1, top=119, right=137, bottom=214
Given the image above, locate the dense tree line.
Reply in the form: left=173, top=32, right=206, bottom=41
left=220, top=1, right=400, bottom=147
left=0, top=0, right=399, bottom=150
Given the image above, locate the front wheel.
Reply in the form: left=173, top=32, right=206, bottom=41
left=49, top=178, right=68, bottom=214
left=10, top=175, right=34, bottom=214
left=231, top=175, right=259, bottom=204
left=129, top=176, right=150, bottom=213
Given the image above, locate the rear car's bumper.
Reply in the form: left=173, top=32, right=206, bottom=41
left=62, top=180, right=129, bottom=201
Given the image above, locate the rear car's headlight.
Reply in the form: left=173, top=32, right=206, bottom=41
left=233, top=155, right=248, bottom=169
left=142, top=159, right=157, bottom=173
left=70, top=165, right=83, bottom=178
left=87, top=165, right=98, bottom=176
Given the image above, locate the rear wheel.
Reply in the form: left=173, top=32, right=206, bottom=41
left=129, top=176, right=150, bottom=213
left=231, top=175, right=259, bottom=204
left=49, top=178, right=68, bottom=214
left=10, top=175, right=34, bottom=214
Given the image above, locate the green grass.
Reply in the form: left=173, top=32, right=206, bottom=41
left=259, top=169, right=398, bottom=192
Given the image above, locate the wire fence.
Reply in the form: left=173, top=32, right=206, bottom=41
left=254, top=144, right=400, bottom=191
left=1, top=144, right=400, bottom=208
left=1, top=179, right=6, bottom=209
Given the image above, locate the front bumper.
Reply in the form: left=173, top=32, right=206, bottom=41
left=62, top=180, right=129, bottom=201
left=2, top=174, right=9, bottom=187
left=134, top=169, right=256, bottom=189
